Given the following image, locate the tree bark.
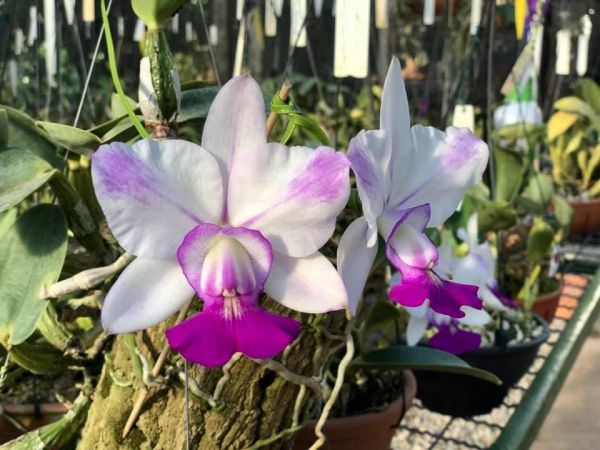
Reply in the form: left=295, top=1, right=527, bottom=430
left=78, top=300, right=345, bottom=450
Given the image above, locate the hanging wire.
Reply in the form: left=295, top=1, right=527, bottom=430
left=485, top=0, right=497, bottom=200
left=280, top=0, right=314, bottom=83
left=184, top=359, right=191, bottom=450
left=198, top=0, right=221, bottom=86
left=72, top=0, right=115, bottom=129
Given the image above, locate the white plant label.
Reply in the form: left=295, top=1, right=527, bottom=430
left=272, top=0, right=284, bottom=17
left=423, top=0, right=435, bottom=26
left=28, top=6, right=37, bottom=46
left=185, top=21, right=193, bottom=42
left=290, top=0, right=307, bottom=47
left=314, top=0, right=324, bottom=17
left=265, top=0, right=277, bottom=37
left=63, top=0, right=75, bottom=25
left=576, top=15, right=592, bottom=76
left=43, top=0, right=57, bottom=87
left=172, top=14, right=180, bottom=34
left=14, top=29, right=24, bottom=55
left=452, top=104, right=475, bottom=133
left=375, top=0, right=389, bottom=29
left=83, top=0, right=95, bottom=23
left=133, top=19, right=145, bottom=43
left=236, top=0, right=245, bottom=21
left=470, top=0, right=482, bottom=35
left=532, top=23, right=544, bottom=76
left=209, top=24, right=219, bottom=46
left=233, top=18, right=247, bottom=76
left=9, top=59, right=18, bottom=96
left=334, top=0, right=370, bottom=78
left=555, top=29, right=571, bottom=75
left=117, top=16, right=125, bottom=38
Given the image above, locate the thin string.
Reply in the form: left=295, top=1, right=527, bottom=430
left=184, top=359, right=190, bottom=450
left=198, top=0, right=221, bottom=86
left=280, top=0, right=313, bottom=84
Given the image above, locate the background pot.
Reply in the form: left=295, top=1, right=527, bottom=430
left=0, top=403, right=67, bottom=444
left=532, top=288, right=562, bottom=323
left=415, top=315, right=549, bottom=417
left=569, top=198, right=600, bottom=235
left=292, top=371, right=417, bottom=450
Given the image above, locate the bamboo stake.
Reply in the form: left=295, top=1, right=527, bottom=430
left=122, top=81, right=294, bottom=438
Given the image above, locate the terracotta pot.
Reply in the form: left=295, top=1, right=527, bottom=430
left=569, top=198, right=600, bottom=235
left=292, top=371, right=417, bottom=450
left=531, top=288, right=561, bottom=323
left=0, top=403, right=67, bottom=444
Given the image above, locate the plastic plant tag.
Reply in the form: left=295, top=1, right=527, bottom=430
left=9, top=59, right=18, bottom=97
left=514, top=0, right=526, bottom=39
left=452, top=104, right=475, bottom=133
left=117, top=16, right=125, bottom=38
left=469, top=0, right=481, bottom=35
left=133, top=19, right=145, bottom=43
left=28, top=6, right=37, bottom=46
left=265, top=0, right=277, bottom=37
left=500, top=40, right=533, bottom=96
left=172, top=14, right=179, bottom=34
left=43, top=0, right=57, bottom=87
left=423, top=0, right=435, bottom=26
left=63, top=0, right=75, bottom=25
left=209, top=24, right=218, bottom=46
left=185, top=21, right=193, bottom=42
left=83, top=0, right=95, bottom=23
left=14, top=29, right=23, bottom=55
left=233, top=18, right=246, bottom=76
left=236, top=0, right=245, bottom=21
left=290, top=0, right=307, bottom=47
left=576, top=15, right=592, bottom=76
left=375, top=0, right=389, bottom=29
left=555, top=29, right=571, bottom=75
left=533, top=23, right=544, bottom=75
left=272, top=0, right=284, bottom=17
left=314, top=0, right=324, bottom=17
left=334, top=0, right=370, bottom=79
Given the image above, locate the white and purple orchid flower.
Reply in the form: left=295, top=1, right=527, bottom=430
left=338, top=57, right=489, bottom=330
left=91, top=75, right=350, bottom=367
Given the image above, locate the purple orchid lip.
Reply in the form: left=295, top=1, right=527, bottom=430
left=428, top=324, right=482, bottom=355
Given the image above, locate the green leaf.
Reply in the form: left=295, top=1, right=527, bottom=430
left=0, top=149, right=57, bottom=212
left=494, top=148, right=525, bottom=203
left=0, top=209, right=17, bottom=238
left=0, top=108, right=8, bottom=149
left=363, top=300, right=403, bottom=331
left=351, top=345, right=501, bottom=385
left=552, top=194, right=574, bottom=230
left=520, top=173, right=554, bottom=214
left=8, top=341, right=70, bottom=374
left=0, top=204, right=68, bottom=346
left=0, top=105, right=64, bottom=168
left=527, top=218, right=555, bottom=265
left=36, top=121, right=101, bottom=156
left=131, top=0, right=187, bottom=27
left=178, top=86, right=219, bottom=122
left=575, top=78, right=600, bottom=113
left=554, top=96, right=600, bottom=133
left=111, top=93, right=137, bottom=119
left=37, top=303, right=73, bottom=351
left=470, top=197, right=518, bottom=233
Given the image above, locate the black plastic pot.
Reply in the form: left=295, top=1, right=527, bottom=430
left=415, top=314, right=549, bottom=417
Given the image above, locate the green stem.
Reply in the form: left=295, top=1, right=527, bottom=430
left=100, top=0, right=149, bottom=139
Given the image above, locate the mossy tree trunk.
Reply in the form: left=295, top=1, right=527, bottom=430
left=78, top=301, right=345, bottom=450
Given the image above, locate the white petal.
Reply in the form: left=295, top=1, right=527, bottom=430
left=347, top=129, right=392, bottom=242
left=479, top=285, right=507, bottom=311
left=228, top=144, right=350, bottom=257
left=264, top=251, right=348, bottom=314
left=406, top=315, right=428, bottom=346
left=458, top=306, right=491, bottom=326
left=403, top=299, right=430, bottom=319
left=388, top=126, right=489, bottom=226
left=201, top=75, right=267, bottom=196
left=101, top=258, right=195, bottom=334
left=92, top=139, right=223, bottom=258
left=337, top=217, right=378, bottom=316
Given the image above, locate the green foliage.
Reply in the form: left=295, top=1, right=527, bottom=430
left=8, top=341, right=71, bottom=374
left=270, top=93, right=331, bottom=146
left=36, top=121, right=101, bottom=156
left=0, top=149, right=56, bottom=213
left=520, top=173, right=554, bottom=215
left=37, top=303, right=74, bottom=351
left=145, top=28, right=179, bottom=121
left=0, top=109, right=7, bottom=149
left=0, top=205, right=68, bottom=346
left=527, top=218, right=555, bottom=265
left=363, top=300, right=403, bottom=332
left=494, top=147, right=525, bottom=203
left=351, top=345, right=501, bottom=385
left=131, top=0, right=187, bottom=27
left=179, top=86, right=220, bottom=122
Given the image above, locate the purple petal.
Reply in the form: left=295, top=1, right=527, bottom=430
left=91, top=140, right=224, bottom=258
left=428, top=325, right=481, bottom=355
left=389, top=261, right=482, bottom=318
left=177, top=223, right=272, bottom=298
left=228, top=144, right=350, bottom=257
left=384, top=204, right=438, bottom=269
left=165, top=298, right=300, bottom=367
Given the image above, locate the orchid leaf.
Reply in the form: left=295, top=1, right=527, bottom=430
left=351, top=346, right=501, bottom=385
left=36, top=122, right=101, bottom=156
left=527, top=218, right=555, bottom=265
left=110, top=93, right=137, bottom=119
left=520, top=173, right=554, bottom=215
left=9, top=341, right=70, bottom=374
left=364, top=300, right=403, bottom=331
left=552, top=194, right=574, bottom=230
left=554, top=96, right=600, bottom=133
left=0, top=204, right=68, bottom=346
left=0, top=149, right=57, bottom=212
left=0, top=108, right=7, bottom=149
left=494, top=147, right=525, bottom=203
left=575, top=78, right=600, bottom=113
left=547, top=111, right=579, bottom=141
left=0, top=105, right=64, bottom=168
left=178, top=86, right=219, bottom=122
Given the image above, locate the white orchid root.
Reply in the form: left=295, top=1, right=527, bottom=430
left=42, top=253, right=134, bottom=299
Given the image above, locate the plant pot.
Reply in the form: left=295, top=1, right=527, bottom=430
left=569, top=198, right=600, bottom=235
left=531, top=288, right=561, bottom=323
left=415, top=315, right=549, bottom=417
left=0, top=403, right=67, bottom=444
left=291, top=371, right=417, bottom=450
